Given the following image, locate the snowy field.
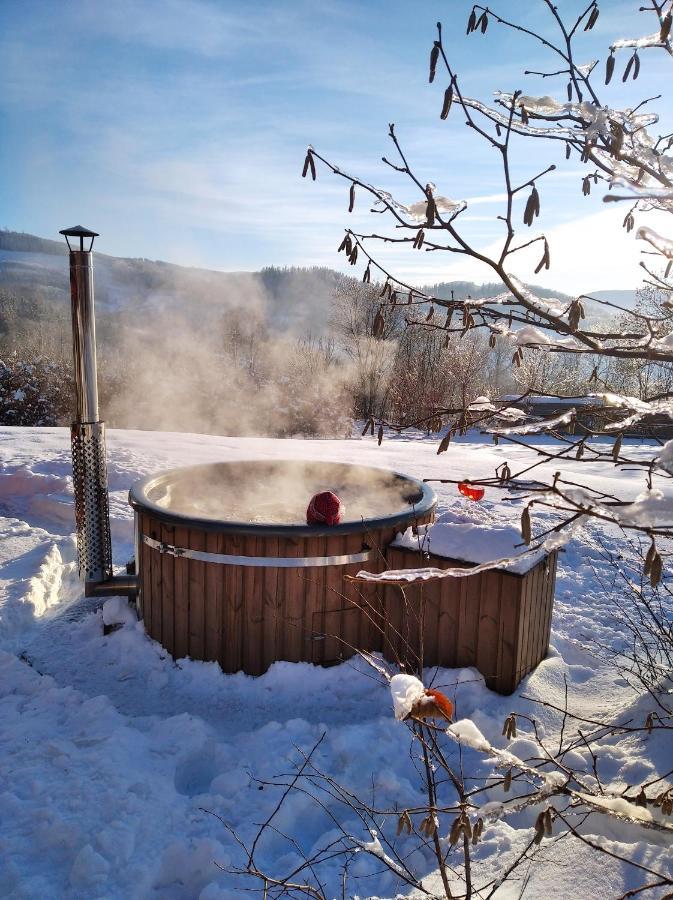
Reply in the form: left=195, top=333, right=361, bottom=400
left=0, top=425, right=671, bottom=899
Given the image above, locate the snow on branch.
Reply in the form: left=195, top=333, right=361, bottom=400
left=506, top=275, right=567, bottom=318
left=486, top=409, right=576, bottom=435
left=372, top=190, right=467, bottom=223
left=443, top=719, right=673, bottom=835
left=541, top=485, right=673, bottom=530
left=513, top=324, right=551, bottom=346
left=465, top=290, right=514, bottom=308
left=611, top=33, right=670, bottom=51
left=498, top=93, right=659, bottom=136
left=605, top=176, right=673, bottom=207
left=352, top=831, right=411, bottom=882
left=351, top=551, right=544, bottom=585
left=592, top=393, right=673, bottom=430
left=461, top=95, right=579, bottom=141
left=637, top=225, right=673, bottom=259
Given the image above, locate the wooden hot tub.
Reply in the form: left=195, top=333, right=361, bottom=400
left=129, top=460, right=436, bottom=674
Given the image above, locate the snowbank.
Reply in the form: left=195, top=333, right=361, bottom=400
left=0, top=426, right=671, bottom=898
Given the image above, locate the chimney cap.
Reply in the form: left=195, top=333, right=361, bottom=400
left=60, top=225, right=99, bottom=238
left=59, top=225, right=99, bottom=252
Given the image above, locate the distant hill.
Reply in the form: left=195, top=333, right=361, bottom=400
left=0, top=228, right=573, bottom=347
left=421, top=279, right=571, bottom=303
left=0, top=230, right=67, bottom=257
left=0, top=229, right=345, bottom=335
left=584, top=289, right=638, bottom=310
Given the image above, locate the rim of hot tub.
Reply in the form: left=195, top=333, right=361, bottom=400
left=128, top=460, right=437, bottom=537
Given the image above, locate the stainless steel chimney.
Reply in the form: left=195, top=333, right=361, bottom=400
left=61, top=226, right=136, bottom=598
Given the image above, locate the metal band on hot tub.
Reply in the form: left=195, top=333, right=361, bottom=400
left=142, top=534, right=374, bottom=567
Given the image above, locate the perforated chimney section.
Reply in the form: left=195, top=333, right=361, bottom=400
left=61, top=226, right=113, bottom=588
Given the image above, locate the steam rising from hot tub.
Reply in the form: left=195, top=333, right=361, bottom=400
left=99, top=275, right=386, bottom=439
left=148, top=461, right=425, bottom=525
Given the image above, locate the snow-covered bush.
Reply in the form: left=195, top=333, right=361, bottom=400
left=0, top=356, right=73, bottom=426
left=272, top=337, right=354, bottom=438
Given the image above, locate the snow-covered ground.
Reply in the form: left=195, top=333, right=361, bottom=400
left=0, top=426, right=671, bottom=899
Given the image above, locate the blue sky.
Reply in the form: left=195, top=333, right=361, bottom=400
left=1, top=0, right=670, bottom=293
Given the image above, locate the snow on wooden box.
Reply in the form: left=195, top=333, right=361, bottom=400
left=381, top=541, right=557, bottom=695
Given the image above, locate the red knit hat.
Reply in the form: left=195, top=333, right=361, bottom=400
left=307, top=491, right=343, bottom=526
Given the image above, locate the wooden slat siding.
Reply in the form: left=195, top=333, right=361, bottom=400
left=231, top=535, right=245, bottom=672
left=242, top=534, right=264, bottom=675
left=336, top=532, right=358, bottom=664
left=436, top=567, right=459, bottom=669
left=513, top=563, right=531, bottom=684
left=240, top=534, right=255, bottom=673
left=410, top=581, right=424, bottom=670
left=461, top=567, right=482, bottom=669
left=352, top=575, right=377, bottom=654
left=134, top=512, right=144, bottom=621
left=530, top=561, right=545, bottom=672
left=540, top=551, right=558, bottom=659
left=151, top=530, right=160, bottom=644
left=275, top=536, right=289, bottom=662
left=413, top=583, right=427, bottom=671
left=364, top=527, right=392, bottom=653
left=393, top=584, right=410, bottom=668
left=520, top=564, right=537, bottom=680
left=538, top=557, right=554, bottom=661
left=261, top=536, right=280, bottom=671
left=526, top=563, right=541, bottom=676
left=188, top=527, right=206, bottom=661
left=173, top=525, right=190, bottom=661
left=392, top=584, right=410, bottom=668
left=530, top=561, right=546, bottom=671
left=252, top=540, right=266, bottom=671
left=137, top=504, right=559, bottom=691
left=140, top=514, right=152, bottom=636
left=382, top=548, right=412, bottom=666
left=399, top=547, right=428, bottom=671
left=151, top=523, right=163, bottom=644
left=302, top=536, right=322, bottom=665
left=308, top=536, right=325, bottom=665
left=297, top=536, right=312, bottom=663
left=160, top=522, right=175, bottom=656
left=145, top=513, right=159, bottom=641
left=321, top=534, right=344, bottom=663
left=280, top=536, right=304, bottom=663
left=476, top=571, right=501, bottom=690
left=321, top=534, right=335, bottom=664
left=275, top=538, right=289, bottom=659
left=381, top=583, right=401, bottom=666
left=221, top=532, right=243, bottom=673
left=382, top=548, right=449, bottom=671
left=352, top=527, right=374, bottom=652
left=322, top=606, right=359, bottom=665
left=204, top=531, right=222, bottom=664
left=342, top=531, right=366, bottom=658
left=515, top=565, right=531, bottom=682
left=495, top=572, right=521, bottom=694
left=380, top=547, right=558, bottom=694
left=367, top=576, right=385, bottom=652
left=310, top=541, right=324, bottom=663
left=422, top=578, right=443, bottom=670
left=544, top=550, right=558, bottom=656
left=537, top=559, right=551, bottom=663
